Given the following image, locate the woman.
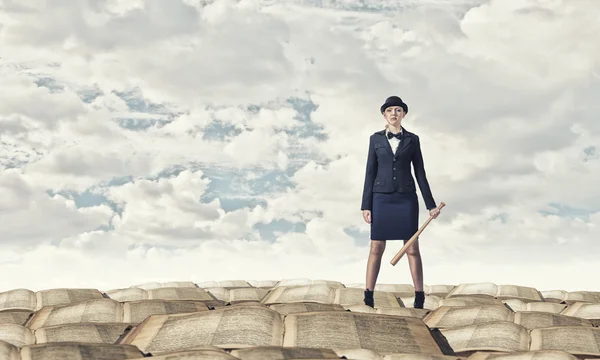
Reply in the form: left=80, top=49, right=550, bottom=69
left=360, top=95, right=440, bottom=309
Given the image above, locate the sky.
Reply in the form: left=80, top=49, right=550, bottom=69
left=0, top=0, right=599, bottom=294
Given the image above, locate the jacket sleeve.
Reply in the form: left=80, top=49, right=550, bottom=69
left=412, top=135, right=437, bottom=210
left=361, top=136, right=378, bottom=211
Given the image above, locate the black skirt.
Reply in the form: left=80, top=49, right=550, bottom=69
left=371, top=191, right=419, bottom=240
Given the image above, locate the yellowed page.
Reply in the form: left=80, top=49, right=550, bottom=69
left=376, top=307, right=430, bottom=319
left=496, top=285, right=543, bottom=302
left=230, top=345, right=340, bottom=359
left=20, top=342, right=144, bottom=359
left=35, top=289, right=105, bottom=311
left=426, top=285, right=456, bottom=297
left=373, top=284, right=415, bottom=297
left=446, top=283, right=498, bottom=299
left=564, top=292, right=600, bottom=304
left=261, top=285, right=337, bottom=305
left=335, top=288, right=402, bottom=308
left=514, top=311, right=592, bottom=330
left=530, top=326, right=600, bottom=357
left=122, top=299, right=209, bottom=324
left=0, top=340, right=19, bottom=360
left=229, top=288, right=268, bottom=304
left=105, top=288, right=148, bottom=302
left=523, top=302, right=566, bottom=314
left=147, top=287, right=219, bottom=303
left=205, top=288, right=230, bottom=303
left=424, top=305, right=514, bottom=329
left=438, top=321, right=529, bottom=354
left=333, top=348, right=383, bottom=360
left=268, top=302, right=345, bottom=315
left=540, top=290, right=568, bottom=303
left=466, top=350, right=578, bottom=359
left=0, top=323, right=35, bottom=347
left=0, top=310, right=33, bottom=325
left=120, top=305, right=284, bottom=354
left=438, top=296, right=503, bottom=308
left=143, top=348, right=240, bottom=359
left=382, top=354, right=466, bottom=359
left=560, top=302, right=600, bottom=319
left=34, top=323, right=133, bottom=344
left=25, top=299, right=123, bottom=330
left=282, top=310, right=444, bottom=355
left=0, top=289, right=36, bottom=312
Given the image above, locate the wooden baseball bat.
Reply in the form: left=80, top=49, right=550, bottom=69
left=390, top=202, right=445, bottom=266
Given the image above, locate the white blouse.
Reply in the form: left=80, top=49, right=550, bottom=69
left=386, top=128, right=402, bottom=154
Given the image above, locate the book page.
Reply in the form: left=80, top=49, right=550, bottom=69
left=381, top=354, right=466, bottom=359
left=0, top=289, right=36, bottom=312
left=147, top=287, right=222, bottom=309
left=496, top=285, right=543, bottom=302
left=426, top=285, right=456, bottom=297
left=540, top=290, right=567, bottom=303
left=205, top=288, right=230, bottom=303
left=524, top=302, right=566, bottom=314
left=122, top=299, right=209, bottom=324
left=529, top=326, right=600, bottom=356
left=376, top=307, right=430, bottom=319
left=466, top=349, right=578, bottom=359
left=119, top=305, right=284, bottom=354
left=446, top=283, right=498, bottom=298
left=564, top=292, right=600, bottom=304
left=335, top=288, right=402, bottom=308
left=34, top=323, right=133, bottom=344
left=424, top=305, right=514, bottom=329
left=438, top=296, right=503, bottom=308
left=261, top=285, right=337, bottom=305
left=514, top=311, right=593, bottom=330
left=0, top=310, right=33, bottom=325
left=143, top=348, right=241, bottom=359
left=19, top=342, right=144, bottom=360
left=399, top=295, right=440, bottom=310
left=25, top=299, right=123, bottom=330
left=246, top=280, right=278, bottom=288
left=229, top=288, right=268, bottom=304
left=268, top=302, right=345, bottom=315
left=0, top=340, right=19, bottom=360
left=560, top=302, right=600, bottom=319
left=373, top=284, right=415, bottom=297
left=282, top=310, right=444, bottom=355
left=105, top=288, right=148, bottom=302
left=230, top=345, right=340, bottom=359
left=437, top=321, right=529, bottom=354
left=0, top=323, right=35, bottom=347
left=35, top=289, right=105, bottom=311
left=333, top=348, right=383, bottom=360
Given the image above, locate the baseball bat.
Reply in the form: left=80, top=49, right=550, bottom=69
left=390, top=202, right=445, bottom=266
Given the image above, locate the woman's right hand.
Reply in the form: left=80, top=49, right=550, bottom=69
left=362, top=210, right=371, bottom=224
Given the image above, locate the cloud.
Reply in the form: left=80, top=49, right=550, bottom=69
left=0, top=0, right=599, bottom=293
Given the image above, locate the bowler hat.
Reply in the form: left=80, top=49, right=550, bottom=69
left=380, top=96, right=408, bottom=114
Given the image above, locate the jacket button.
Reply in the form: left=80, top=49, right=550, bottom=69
left=393, top=177, right=396, bottom=180
left=393, top=168, right=396, bottom=170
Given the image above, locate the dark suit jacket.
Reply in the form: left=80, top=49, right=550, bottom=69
left=361, top=128, right=437, bottom=211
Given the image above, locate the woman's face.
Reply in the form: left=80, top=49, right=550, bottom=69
left=383, top=106, right=405, bottom=127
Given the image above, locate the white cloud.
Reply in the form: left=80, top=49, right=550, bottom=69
left=1, top=0, right=599, bottom=294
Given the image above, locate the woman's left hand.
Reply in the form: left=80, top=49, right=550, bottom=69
left=429, top=207, right=440, bottom=219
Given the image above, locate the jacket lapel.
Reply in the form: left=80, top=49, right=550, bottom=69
left=395, top=131, right=412, bottom=156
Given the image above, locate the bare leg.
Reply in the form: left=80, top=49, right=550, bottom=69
left=365, top=240, right=386, bottom=290
left=404, top=237, right=423, bottom=291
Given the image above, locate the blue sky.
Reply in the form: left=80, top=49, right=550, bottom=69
left=0, top=0, right=599, bottom=293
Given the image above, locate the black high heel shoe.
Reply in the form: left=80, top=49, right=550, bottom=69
left=364, top=289, right=374, bottom=308
left=413, top=291, right=425, bottom=309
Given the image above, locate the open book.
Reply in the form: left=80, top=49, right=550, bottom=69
left=0, top=341, right=144, bottom=360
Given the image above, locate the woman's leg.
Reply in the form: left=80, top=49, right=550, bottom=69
left=365, top=239, right=386, bottom=290
left=404, top=237, right=425, bottom=308
left=364, top=239, right=386, bottom=307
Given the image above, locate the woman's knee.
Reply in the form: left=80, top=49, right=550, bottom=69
left=369, top=240, right=386, bottom=256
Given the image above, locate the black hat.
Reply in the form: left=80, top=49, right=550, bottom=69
left=380, top=96, right=408, bottom=114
